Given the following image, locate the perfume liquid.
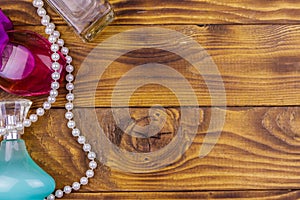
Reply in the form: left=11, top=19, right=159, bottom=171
left=46, top=0, right=115, bottom=42
left=0, top=30, right=66, bottom=96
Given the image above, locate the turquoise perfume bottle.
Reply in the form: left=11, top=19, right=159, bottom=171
left=0, top=99, right=55, bottom=200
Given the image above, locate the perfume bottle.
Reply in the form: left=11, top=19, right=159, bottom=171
left=0, top=9, right=13, bottom=31
left=0, top=99, right=55, bottom=200
left=0, top=30, right=66, bottom=96
left=0, top=10, right=66, bottom=96
left=46, top=0, right=115, bottom=41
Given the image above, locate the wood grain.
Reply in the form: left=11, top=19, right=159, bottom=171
left=61, top=190, right=300, bottom=200
left=23, top=107, right=300, bottom=191
left=2, top=0, right=300, bottom=25
left=2, top=0, right=300, bottom=198
left=2, top=25, right=300, bottom=107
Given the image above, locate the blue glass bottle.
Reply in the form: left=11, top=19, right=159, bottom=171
left=0, top=99, right=55, bottom=200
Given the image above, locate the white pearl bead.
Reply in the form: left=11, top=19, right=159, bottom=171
left=0, top=127, right=6, bottom=135
left=88, top=152, right=96, bottom=160
left=65, top=111, right=73, bottom=120
left=50, top=89, right=58, bottom=97
left=57, top=39, right=64, bottom=46
left=41, top=15, right=50, bottom=26
left=33, top=0, right=44, bottom=8
left=65, top=102, right=74, bottom=110
left=77, top=136, right=86, bottom=144
left=45, top=27, right=54, bottom=35
left=89, top=161, right=97, bottom=169
left=66, top=65, right=74, bottom=73
left=66, top=74, right=74, bottom=82
left=66, top=83, right=74, bottom=91
left=51, top=62, right=60, bottom=71
left=55, top=189, right=64, bottom=198
left=47, top=194, right=55, bottom=200
left=67, top=120, right=76, bottom=128
left=52, top=72, right=61, bottom=81
left=48, top=35, right=57, bottom=43
left=66, top=93, right=74, bottom=101
left=72, top=182, right=80, bottom=190
left=48, top=96, right=56, bottom=104
left=72, top=128, right=80, bottom=137
left=37, top=7, right=46, bottom=17
left=23, top=119, right=32, bottom=127
left=83, top=143, right=91, bottom=152
left=80, top=177, right=88, bottom=185
left=53, top=31, right=60, bottom=38
left=86, top=169, right=94, bottom=178
left=63, top=185, right=72, bottom=194
left=61, top=47, right=69, bottom=55
left=65, top=55, right=72, bottom=63
left=51, top=53, right=60, bottom=61
left=51, top=82, right=60, bottom=90
left=30, top=114, right=38, bottom=122
left=51, top=44, right=59, bottom=52
left=36, top=108, right=45, bottom=116
left=16, top=122, right=23, bottom=131
left=48, top=23, right=55, bottom=29
left=43, top=101, right=51, bottom=110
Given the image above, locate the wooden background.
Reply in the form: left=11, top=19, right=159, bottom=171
left=1, top=0, right=300, bottom=199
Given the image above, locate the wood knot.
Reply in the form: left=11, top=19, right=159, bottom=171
left=262, top=107, right=300, bottom=145
left=100, top=107, right=203, bottom=153
left=120, top=108, right=179, bottom=153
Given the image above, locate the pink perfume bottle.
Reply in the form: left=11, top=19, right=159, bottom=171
left=0, top=30, right=66, bottom=96
left=0, top=10, right=66, bottom=96
left=46, top=0, right=114, bottom=41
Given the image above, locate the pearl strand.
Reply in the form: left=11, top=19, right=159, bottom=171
left=31, top=1, right=98, bottom=199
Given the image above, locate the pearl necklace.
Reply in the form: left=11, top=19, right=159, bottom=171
left=12, top=0, right=98, bottom=199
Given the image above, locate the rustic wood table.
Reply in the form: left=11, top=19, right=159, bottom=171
left=1, top=0, right=300, bottom=199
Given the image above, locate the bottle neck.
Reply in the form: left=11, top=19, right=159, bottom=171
left=4, top=131, right=21, bottom=140
left=0, top=139, right=27, bottom=162
left=3, top=115, right=23, bottom=140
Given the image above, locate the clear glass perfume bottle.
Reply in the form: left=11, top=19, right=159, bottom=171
left=46, top=0, right=115, bottom=41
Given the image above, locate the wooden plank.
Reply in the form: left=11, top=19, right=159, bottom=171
left=3, top=0, right=300, bottom=199
left=62, top=190, right=300, bottom=200
left=2, top=25, right=300, bottom=107
left=2, top=0, right=300, bottom=25
left=21, top=107, right=300, bottom=191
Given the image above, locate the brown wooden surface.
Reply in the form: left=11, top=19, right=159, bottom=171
left=3, top=0, right=300, bottom=25
left=1, top=0, right=300, bottom=199
left=58, top=190, right=300, bottom=200
left=2, top=25, right=300, bottom=107
left=23, top=107, right=300, bottom=192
